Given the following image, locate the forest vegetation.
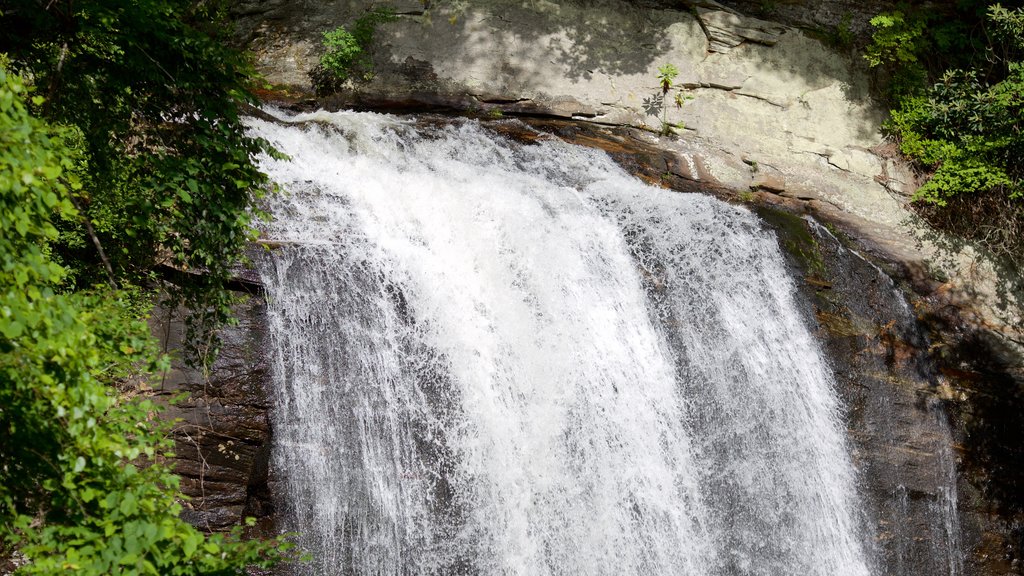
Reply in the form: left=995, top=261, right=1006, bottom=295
left=0, top=0, right=291, bottom=572
left=865, top=1, right=1024, bottom=313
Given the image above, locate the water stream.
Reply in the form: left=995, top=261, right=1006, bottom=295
left=247, top=110, right=875, bottom=575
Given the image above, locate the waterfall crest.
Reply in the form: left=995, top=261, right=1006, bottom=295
left=247, top=110, right=873, bottom=576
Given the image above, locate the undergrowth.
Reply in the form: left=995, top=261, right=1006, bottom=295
left=866, top=2, right=1024, bottom=314
left=310, top=8, right=398, bottom=95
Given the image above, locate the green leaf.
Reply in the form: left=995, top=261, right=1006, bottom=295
left=120, top=492, right=138, bottom=515
left=1, top=320, right=24, bottom=338
left=0, top=24, right=292, bottom=576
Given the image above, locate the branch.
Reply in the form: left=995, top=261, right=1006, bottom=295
left=66, top=193, right=118, bottom=289
left=43, top=42, right=69, bottom=116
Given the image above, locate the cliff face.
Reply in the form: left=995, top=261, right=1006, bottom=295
left=232, top=0, right=1024, bottom=337
left=233, top=0, right=911, bottom=252
left=157, top=0, right=1023, bottom=573
left=151, top=298, right=276, bottom=535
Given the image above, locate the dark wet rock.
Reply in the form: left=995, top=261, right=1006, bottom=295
left=151, top=297, right=276, bottom=533
left=756, top=206, right=1023, bottom=576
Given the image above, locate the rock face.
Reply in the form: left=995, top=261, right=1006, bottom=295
left=151, top=296, right=276, bottom=534
left=235, top=0, right=1024, bottom=355
left=759, top=209, right=984, bottom=576
left=782, top=213, right=1024, bottom=576
left=231, top=0, right=1022, bottom=346
left=692, top=2, right=787, bottom=53
left=234, top=0, right=909, bottom=256
left=173, top=0, right=1023, bottom=572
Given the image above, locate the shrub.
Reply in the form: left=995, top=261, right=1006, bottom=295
left=312, top=8, right=397, bottom=94
left=0, top=66, right=293, bottom=574
left=867, top=3, right=1024, bottom=311
left=1, top=0, right=299, bottom=569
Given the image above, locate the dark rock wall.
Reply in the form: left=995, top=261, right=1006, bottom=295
left=151, top=296, right=276, bottom=535
left=759, top=208, right=965, bottom=574
left=757, top=207, right=1022, bottom=575
left=930, top=308, right=1024, bottom=574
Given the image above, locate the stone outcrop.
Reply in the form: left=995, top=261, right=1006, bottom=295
left=151, top=296, right=276, bottom=534
left=691, top=1, right=787, bottom=53
left=231, top=0, right=1021, bottom=398
left=763, top=209, right=998, bottom=576
left=233, top=0, right=928, bottom=264
left=190, top=0, right=1024, bottom=572
left=232, top=0, right=1021, bottom=348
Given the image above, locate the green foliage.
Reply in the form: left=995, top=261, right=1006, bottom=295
left=1, top=0, right=299, bottom=569
left=657, top=63, right=678, bottom=94
left=313, top=8, right=398, bottom=93
left=867, top=3, right=1024, bottom=311
left=863, top=10, right=929, bottom=97
left=653, top=64, right=691, bottom=135
left=320, top=28, right=364, bottom=81
left=989, top=3, right=1024, bottom=51
left=1, top=0, right=287, bottom=363
left=864, top=11, right=927, bottom=68
left=887, top=66, right=1023, bottom=207
left=1, top=67, right=292, bottom=573
left=877, top=6, right=1024, bottom=206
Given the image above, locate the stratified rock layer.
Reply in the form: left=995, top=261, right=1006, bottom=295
left=152, top=298, right=275, bottom=533
left=233, top=0, right=906, bottom=254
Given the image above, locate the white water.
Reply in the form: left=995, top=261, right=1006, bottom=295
left=247, top=110, right=873, bottom=576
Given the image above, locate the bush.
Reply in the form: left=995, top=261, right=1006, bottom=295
left=863, top=10, right=929, bottom=97
left=1, top=0, right=299, bottom=569
left=0, top=66, right=293, bottom=574
left=867, top=3, right=1024, bottom=311
left=312, top=8, right=397, bottom=94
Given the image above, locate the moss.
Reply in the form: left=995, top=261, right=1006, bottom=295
left=753, top=206, right=827, bottom=280
left=815, top=309, right=871, bottom=338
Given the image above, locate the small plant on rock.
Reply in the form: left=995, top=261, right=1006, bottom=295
left=655, top=64, right=692, bottom=135
left=311, top=8, right=397, bottom=94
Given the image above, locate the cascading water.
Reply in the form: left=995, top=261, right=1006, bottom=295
left=246, top=109, right=875, bottom=576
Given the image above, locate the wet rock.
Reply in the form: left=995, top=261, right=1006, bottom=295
left=151, top=297, right=276, bottom=533
left=759, top=207, right=1022, bottom=576
left=232, top=0, right=921, bottom=284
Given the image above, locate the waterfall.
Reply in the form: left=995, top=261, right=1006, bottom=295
left=246, top=110, right=874, bottom=576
